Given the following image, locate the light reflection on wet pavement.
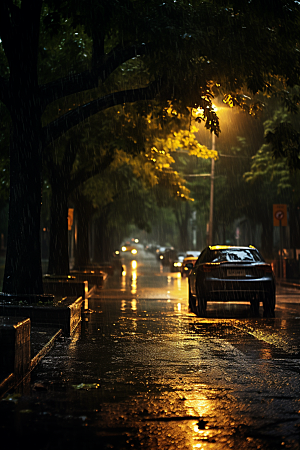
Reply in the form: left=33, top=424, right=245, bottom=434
left=1, top=251, right=300, bottom=449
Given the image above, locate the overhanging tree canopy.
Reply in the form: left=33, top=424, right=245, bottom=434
left=0, top=0, right=299, bottom=294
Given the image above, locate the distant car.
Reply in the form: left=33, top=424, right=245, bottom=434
left=121, top=244, right=138, bottom=255
left=170, top=254, right=185, bottom=272
left=160, top=248, right=177, bottom=266
left=185, top=251, right=201, bottom=258
left=156, top=246, right=167, bottom=260
left=181, top=255, right=198, bottom=277
left=188, top=245, right=276, bottom=318
left=145, top=244, right=160, bottom=254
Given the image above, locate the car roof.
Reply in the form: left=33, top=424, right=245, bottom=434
left=183, top=255, right=198, bottom=261
left=208, top=245, right=257, bottom=251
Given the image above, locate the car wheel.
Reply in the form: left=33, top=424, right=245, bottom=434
left=263, top=291, right=275, bottom=318
left=188, top=282, right=196, bottom=313
left=195, top=282, right=207, bottom=317
left=250, top=299, right=260, bottom=316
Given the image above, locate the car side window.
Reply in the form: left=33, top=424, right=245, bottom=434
left=196, top=249, right=207, bottom=265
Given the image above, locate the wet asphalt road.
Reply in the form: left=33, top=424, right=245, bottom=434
left=1, top=248, right=300, bottom=450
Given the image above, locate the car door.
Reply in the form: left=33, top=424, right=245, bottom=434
left=189, top=250, right=206, bottom=295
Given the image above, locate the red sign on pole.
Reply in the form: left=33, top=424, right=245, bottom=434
left=273, top=204, right=287, bottom=227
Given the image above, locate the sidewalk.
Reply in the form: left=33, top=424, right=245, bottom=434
left=277, top=278, right=300, bottom=290
left=0, top=283, right=96, bottom=399
left=0, top=322, right=62, bottom=399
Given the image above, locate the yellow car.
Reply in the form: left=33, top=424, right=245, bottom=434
left=181, top=255, right=198, bottom=277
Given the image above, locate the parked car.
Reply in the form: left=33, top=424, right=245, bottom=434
left=188, top=245, right=276, bottom=317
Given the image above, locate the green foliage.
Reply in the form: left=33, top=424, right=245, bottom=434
left=266, top=122, right=300, bottom=170
left=1, top=0, right=300, bottom=286
left=244, top=100, right=300, bottom=190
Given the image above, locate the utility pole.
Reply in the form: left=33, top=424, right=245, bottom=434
left=208, top=133, right=215, bottom=246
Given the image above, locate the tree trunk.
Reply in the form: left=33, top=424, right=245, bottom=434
left=92, top=214, right=115, bottom=263
left=3, top=108, right=43, bottom=294
left=74, top=207, right=90, bottom=269
left=73, top=193, right=94, bottom=269
left=2, top=4, right=44, bottom=294
left=47, top=181, right=70, bottom=275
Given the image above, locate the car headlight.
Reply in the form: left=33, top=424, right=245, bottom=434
left=131, top=249, right=137, bottom=255
left=121, top=246, right=127, bottom=252
left=173, top=262, right=182, bottom=267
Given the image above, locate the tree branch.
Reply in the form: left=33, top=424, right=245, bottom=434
left=68, top=152, right=114, bottom=194
left=101, top=43, right=147, bottom=83
left=42, top=81, right=159, bottom=148
left=39, top=43, right=148, bottom=109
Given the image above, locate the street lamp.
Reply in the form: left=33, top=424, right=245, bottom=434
left=208, top=132, right=215, bottom=246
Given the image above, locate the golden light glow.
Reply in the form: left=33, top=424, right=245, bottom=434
left=131, top=261, right=137, bottom=294
left=173, top=262, right=182, bottom=267
left=121, top=269, right=126, bottom=291
left=121, top=246, right=127, bottom=252
left=131, top=299, right=137, bottom=311
left=131, top=249, right=137, bottom=255
left=120, top=299, right=126, bottom=311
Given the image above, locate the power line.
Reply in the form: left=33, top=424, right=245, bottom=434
left=185, top=174, right=211, bottom=177
left=219, top=153, right=251, bottom=159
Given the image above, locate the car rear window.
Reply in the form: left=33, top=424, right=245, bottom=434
left=208, top=249, right=263, bottom=263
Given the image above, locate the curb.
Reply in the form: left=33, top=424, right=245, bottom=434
left=0, top=328, right=62, bottom=400
left=277, top=281, right=300, bottom=290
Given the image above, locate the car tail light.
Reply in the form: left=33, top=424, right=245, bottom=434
left=261, top=264, right=273, bottom=273
left=201, top=264, right=212, bottom=273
